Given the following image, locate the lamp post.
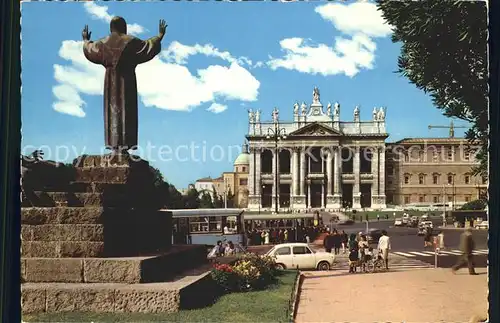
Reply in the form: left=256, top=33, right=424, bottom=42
left=266, top=119, right=287, bottom=214
left=442, top=183, right=447, bottom=226
left=259, top=184, right=266, bottom=214
left=224, top=179, right=230, bottom=209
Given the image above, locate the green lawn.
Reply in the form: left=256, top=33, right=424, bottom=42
left=23, top=271, right=297, bottom=323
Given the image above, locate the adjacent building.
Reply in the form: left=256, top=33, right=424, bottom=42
left=246, top=87, right=388, bottom=212
left=385, top=137, right=487, bottom=208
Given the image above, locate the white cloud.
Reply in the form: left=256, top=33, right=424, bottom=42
left=163, top=41, right=254, bottom=67
left=52, top=4, right=260, bottom=117
left=83, top=2, right=145, bottom=35
left=267, top=2, right=392, bottom=77
left=207, top=103, right=228, bottom=114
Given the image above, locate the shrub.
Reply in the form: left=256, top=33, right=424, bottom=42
left=210, top=263, right=238, bottom=292
left=210, top=253, right=278, bottom=292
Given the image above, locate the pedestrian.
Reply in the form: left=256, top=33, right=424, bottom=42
left=377, top=214, right=380, bottom=221
left=341, top=230, right=348, bottom=254
left=452, top=228, right=477, bottom=275
left=323, top=232, right=333, bottom=253
left=377, top=230, right=391, bottom=270
left=424, top=228, right=433, bottom=248
left=332, top=230, right=341, bottom=255
left=385, top=214, right=389, bottom=220
left=358, top=235, right=369, bottom=272
left=348, top=233, right=359, bottom=273
left=438, top=231, right=445, bottom=249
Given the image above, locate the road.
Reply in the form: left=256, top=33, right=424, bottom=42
left=335, top=218, right=488, bottom=268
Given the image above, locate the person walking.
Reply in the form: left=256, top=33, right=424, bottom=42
left=452, top=228, right=477, bottom=275
left=377, top=230, right=391, bottom=270
left=332, top=230, right=341, bottom=255
left=358, top=235, right=369, bottom=272
left=377, top=214, right=380, bottom=221
left=341, top=230, right=348, bottom=254
left=323, top=232, right=333, bottom=253
left=348, top=233, right=359, bottom=273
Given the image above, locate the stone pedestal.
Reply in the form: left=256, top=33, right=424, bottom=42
left=247, top=195, right=261, bottom=211
left=326, top=195, right=341, bottom=210
left=292, top=195, right=307, bottom=211
left=21, top=154, right=209, bottom=315
left=371, top=195, right=387, bottom=210
left=352, top=193, right=362, bottom=210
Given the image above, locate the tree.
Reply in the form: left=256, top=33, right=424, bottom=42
left=460, top=199, right=486, bottom=211
left=376, top=1, right=488, bottom=177
left=226, top=189, right=236, bottom=208
left=148, top=166, right=184, bottom=209
left=213, top=194, right=224, bottom=208
left=183, top=188, right=200, bottom=209
left=199, top=192, right=214, bottom=208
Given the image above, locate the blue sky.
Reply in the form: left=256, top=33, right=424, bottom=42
left=20, top=1, right=467, bottom=188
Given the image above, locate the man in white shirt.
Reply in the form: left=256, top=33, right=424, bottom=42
left=377, top=230, right=391, bottom=270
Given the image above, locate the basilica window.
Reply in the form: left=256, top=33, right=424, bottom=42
left=404, top=195, right=411, bottom=204
left=404, top=174, right=410, bottom=184
left=465, top=195, right=472, bottom=202
left=418, top=174, right=425, bottom=185
left=239, top=178, right=248, bottom=186
left=447, top=174, right=454, bottom=184
left=433, top=174, right=439, bottom=185
left=464, top=175, right=470, bottom=185
left=433, top=196, right=440, bottom=203
left=419, top=195, right=425, bottom=203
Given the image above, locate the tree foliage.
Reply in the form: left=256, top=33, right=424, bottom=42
left=199, top=192, right=214, bottom=208
left=183, top=187, right=201, bottom=209
left=376, top=0, right=488, bottom=176
left=460, top=199, right=487, bottom=211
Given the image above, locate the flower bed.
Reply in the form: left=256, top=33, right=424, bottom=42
left=210, top=253, right=278, bottom=292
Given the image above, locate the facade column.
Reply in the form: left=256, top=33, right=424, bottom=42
left=292, top=148, right=299, bottom=197
left=321, top=185, right=325, bottom=208
left=293, top=147, right=307, bottom=211
left=352, top=146, right=361, bottom=209
left=271, top=149, right=278, bottom=210
left=331, top=147, right=342, bottom=208
left=371, top=147, right=380, bottom=209
left=327, top=150, right=333, bottom=195
left=255, top=148, right=262, bottom=196
left=247, top=146, right=259, bottom=211
left=307, top=184, right=311, bottom=207
left=379, top=146, right=387, bottom=208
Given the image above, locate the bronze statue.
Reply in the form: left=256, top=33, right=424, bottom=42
left=82, top=17, right=167, bottom=153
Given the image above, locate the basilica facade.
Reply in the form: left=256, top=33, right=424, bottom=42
left=246, top=87, right=388, bottom=212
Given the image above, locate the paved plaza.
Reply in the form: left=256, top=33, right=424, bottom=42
left=295, top=268, right=488, bottom=323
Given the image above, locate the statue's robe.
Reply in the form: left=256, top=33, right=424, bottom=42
left=83, top=32, right=161, bottom=150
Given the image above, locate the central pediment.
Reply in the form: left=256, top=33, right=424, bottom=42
left=289, top=122, right=342, bottom=137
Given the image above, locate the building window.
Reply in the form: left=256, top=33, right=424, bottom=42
left=404, top=175, right=410, bottom=184
left=447, top=195, right=453, bottom=202
left=242, top=166, right=246, bottom=172
left=239, top=178, right=248, bottom=186
left=447, top=148, right=454, bottom=161
left=419, top=195, right=425, bottom=203
left=418, top=174, right=425, bottom=185
left=189, top=216, right=221, bottom=233
left=465, top=195, right=471, bottom=202
left=404, top=195, right=411, bottom=204
left=464, top=175, right=470, bottom=184
left=447, top=175, right=453, bottom=184
left=433, top=174, right=439, bottom=185
left=464, top=150, right=470, bottom=161
left=433, top=196, right=440, bottom=203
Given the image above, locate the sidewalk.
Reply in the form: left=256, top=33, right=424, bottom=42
left=295, top=268, right=487, bottom=323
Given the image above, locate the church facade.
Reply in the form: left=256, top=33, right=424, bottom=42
left=246, top=87, right=388, bottom=212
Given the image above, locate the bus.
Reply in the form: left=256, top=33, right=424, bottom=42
left=168, top=208, right=245, bottom=246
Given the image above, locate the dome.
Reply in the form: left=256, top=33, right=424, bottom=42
left=234, top=142, right=250, bottom=166
left=234, top=152, right=249, bottom=165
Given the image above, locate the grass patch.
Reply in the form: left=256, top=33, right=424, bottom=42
left=23, top=271, right=298, bottom=323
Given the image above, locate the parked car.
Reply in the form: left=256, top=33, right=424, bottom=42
left=394, top=218, right=403, bottom=226
left=475, top=221, right=488, bottom=230
left=420, top=214, right=430, bottom=221
left=421, top=220, right=433, bottom=229
left=265, top=243, right=335, bottom=270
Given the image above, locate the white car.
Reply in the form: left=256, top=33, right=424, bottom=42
left=394, top=218, right=403, bottom=226
left=476, top=221, right=488, bottom=230
left=265, top=243, right=335, bottom=271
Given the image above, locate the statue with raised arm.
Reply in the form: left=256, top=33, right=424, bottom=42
left=313, top=87, right=320, bottom=104
left=326, top=102, right=332, bottom=116
left=293, top=102, right=299, bottom=116
left=301, top=102, right=307, bottom=115
left=334, top=102, right=340, bottom=118
left=354, top=106, right=360, bottom=121
left=378, top=107, right=386, bottom=121
left=248, top=108, right=255, bottom=123
left=272, top=107, right=279, bottom=123
left=82, top=17, right=167, bottom=153
left=255, top=109, right=261, bottom=123
left=373, top=107, right=378, bottom=120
